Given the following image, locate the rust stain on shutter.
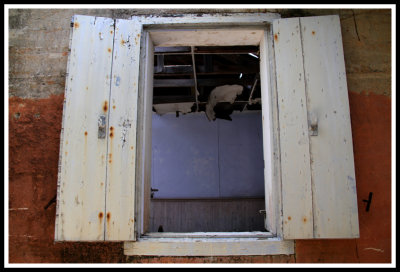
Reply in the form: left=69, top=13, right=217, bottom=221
left=103, top=101, right=108, bottom=112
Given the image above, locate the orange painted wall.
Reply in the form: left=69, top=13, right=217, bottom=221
left=8, top=91, right=391, bottom=264
left=295, top=92, right=391, bottom=263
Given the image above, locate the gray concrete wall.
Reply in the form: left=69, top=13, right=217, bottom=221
left=8, top=8, right=391, bottom=99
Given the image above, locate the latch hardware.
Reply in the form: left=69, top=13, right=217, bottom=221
left=98, top=115, right=107, bottom=139
left=309, top=114, right=318, bottom=136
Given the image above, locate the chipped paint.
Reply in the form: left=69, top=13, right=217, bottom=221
left=363, top=247, right=384, bottom=253
left=104, top=17, right=141, bottom=241
left=119, top=118, right=132, bottom=148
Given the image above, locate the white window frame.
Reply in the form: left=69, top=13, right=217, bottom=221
left=127, top=12, right=294, bottom=256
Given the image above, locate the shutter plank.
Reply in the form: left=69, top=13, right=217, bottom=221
left=300, top=15, right=359, bottom=238
left=273, top=18, right=314, bottom=239
left=259, top=31, right=277, bottom=234
left=55, top=15, right=115, bottom=241
left=105, top=19, right=142, bottom=241
left=138, top=32, right=154, bottom=234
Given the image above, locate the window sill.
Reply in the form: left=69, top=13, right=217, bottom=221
left=124, top=234, right=294, bottom=256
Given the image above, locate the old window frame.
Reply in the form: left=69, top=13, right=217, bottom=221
left=128, top=12, right=294, bottom=256
left=54, top=11, right=358, bottom=254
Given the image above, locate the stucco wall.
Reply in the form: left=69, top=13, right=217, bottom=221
left=8, top=8, right=392, bottom=263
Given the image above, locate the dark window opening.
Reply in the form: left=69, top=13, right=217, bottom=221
left=150, top=46, right=265, bottom=232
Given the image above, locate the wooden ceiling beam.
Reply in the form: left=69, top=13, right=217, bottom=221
left=154, top=46, right=259, bottom=55
left=154, top=64, right=258, bottom=76
left=153, top=77, right=255, bottom=88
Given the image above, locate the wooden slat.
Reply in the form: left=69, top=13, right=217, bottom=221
left=153, top=95, right=196, bottom=104
left=124, top=238, right=294, bottom=256
left=150, top=29, right=264, bottom=47
left=259, top=30, right=277, bottom=234
left=273, top=17, right=314, bottom=239
left=154, top=78, right=194, bottom=87
left=143, top=232, right=273, bottom=238
left=154, top=78, right=253, bottom=88
left=154, top=45, right=259, bottom=55
left=300, top=15, right=359, bottom=238
left=155, top=65, right=193, bottom=74
left=137, top=12, right=280, bottom=27
left=105, top=18, right=142, bottom=241
left=55, top=15, right=115, bottom=241
left=154, top=64, right=259, bottom=76
left=149, top=198, right=265, bottom=232
left=140, top=32, right=154, bottom=234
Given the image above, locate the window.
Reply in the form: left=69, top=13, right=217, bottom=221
left=135, top=26, right=280, bottom=243
left=55, top=13, right=359, bottom=256
left=149, top=46, right=265, bottom=233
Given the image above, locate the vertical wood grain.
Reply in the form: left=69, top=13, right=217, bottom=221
left=273, top=17, right=314, bottom=239
left=260, top=30, right=278, bottom=234
left=149, top=198, right=266, bottom=232
left=140, top=32, right=154, bottom=234
left=300, top=15, right=359, bottom=238
left=105, top=18, right=142, bottom=241
left=55, top=15, right=115, bottom=241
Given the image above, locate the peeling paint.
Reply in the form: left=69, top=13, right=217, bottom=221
left=205, top=84, right=243, bottom=121
left=119, top=118, right=132, bottom=148
left=363, top=248, right=384, bottom=253
left=153, top=102, right=194, bottom=115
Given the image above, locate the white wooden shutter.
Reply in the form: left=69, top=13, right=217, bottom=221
left=105, top=19, right=141, bottom=241
left=274, top=15, right=359, bottom=239
left=55, top=15, right=140, bottom=241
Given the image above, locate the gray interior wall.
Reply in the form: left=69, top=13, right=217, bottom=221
left=151, top=111, right=265, bottom=199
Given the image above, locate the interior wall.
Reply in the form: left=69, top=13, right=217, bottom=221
left=150, top=111, right=265, bottom=232
left=8, top=8, right=392, bottom=264
left=151, top=111, right=264, bottom=199
left=150, top=198, right=265, bottom=232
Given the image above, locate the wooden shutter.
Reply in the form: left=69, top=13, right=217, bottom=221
left=273, top=15, right=360, bottom=239
left=104, top=19, right=142, bottom=241
left=55, top=15, right=140, bottom=241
